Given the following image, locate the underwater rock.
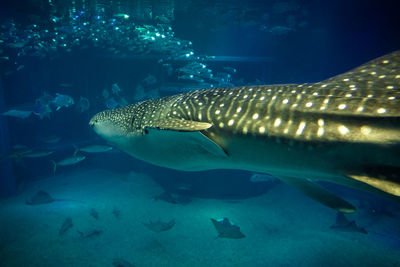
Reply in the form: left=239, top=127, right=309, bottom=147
left=211, top=218, right=245, bottom=239
left=90, top=208, right=99, bottom=220
left=112, top=258, right=135, bottom=267
left=59, top=217, right=73, bottom=235
left=25, top=190, right=55, bottom=205
left=330, top=212, right=367, bottom=234
left=143, top=219, right=175, bottom=232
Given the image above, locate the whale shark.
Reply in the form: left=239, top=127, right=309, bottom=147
left=90, top=51, right=400, bottom=213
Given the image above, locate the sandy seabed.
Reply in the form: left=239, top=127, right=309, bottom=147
left=0, top=168, right=399, bottom=267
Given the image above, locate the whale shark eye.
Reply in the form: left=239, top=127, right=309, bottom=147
left=144, top=128, right=149, bottom=134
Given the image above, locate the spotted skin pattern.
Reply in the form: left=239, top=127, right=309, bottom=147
left=90, top=50, right=400, bottom=204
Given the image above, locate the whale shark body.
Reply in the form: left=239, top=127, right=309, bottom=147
left=90, top=51, right=400, bottom=213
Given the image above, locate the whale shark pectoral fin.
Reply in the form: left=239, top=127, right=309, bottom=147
left=153, top=118, right=213, bottom=132
left=278, top=176, right=357, bottom=213
left=145, top=126, right=229, bottom=158
left=347, top=174, right=400, bottom=196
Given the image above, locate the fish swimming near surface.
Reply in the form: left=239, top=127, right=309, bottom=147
left=90, top=51, right=400, bottom=213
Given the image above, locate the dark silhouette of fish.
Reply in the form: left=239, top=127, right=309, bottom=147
left=77, top=229, right=103, bottom=238
left=211, top=218, right=245, bottom=239
left=143, top=219, right=175, bottom=232
left=25, top=190, right=83, bottom=205
left=330, top=212, right=367, bottom=234
left=59, top=217, right=73, bottom=235
left=90, top=208, right=99, bottom=220
left=112, top=207, right=121, bottom=219
left=113, top=258, right=135, bottom=267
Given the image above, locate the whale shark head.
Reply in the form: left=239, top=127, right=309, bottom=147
left=89, top=104, right=143, bottom=141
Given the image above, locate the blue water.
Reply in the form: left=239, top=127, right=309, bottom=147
left=0, top=1, right=399, bottom=266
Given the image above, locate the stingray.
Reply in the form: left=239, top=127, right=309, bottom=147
left=112, top=258, right=135, bottom=267
left=211, top=218, right=245, bottom=239
left=25, top=190, right=56, bottom=205
left=25, top=190, right=83, bottom=205
left=59, top=217, right=73, bottom=235
left=77, top=229, right=103, bottom=238
left=143, top=219, right=175, bottom=232
left=154, top=191, right=192, bottom=205
left=330, top=212, right=367, bottom=234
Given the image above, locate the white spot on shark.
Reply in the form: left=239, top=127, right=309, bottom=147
left=338, top=125, right=349, bottom=135
left=377, top=108, right=386, bottom=114
left=305, top=102, right=313, bottom=108
left=274, top=118, right=282, bottom=127
left=296, top=122, right=306, bottom=136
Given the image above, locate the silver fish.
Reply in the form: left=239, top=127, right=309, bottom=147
left=2, top=109, right=32, bottom=119
left=24, top=149, right=53, bottom=158
left=76, top=144, right=113, bottom=153
left=52, top=155, right=86, bottom=174
left=89, top=51, right=400, bottom=213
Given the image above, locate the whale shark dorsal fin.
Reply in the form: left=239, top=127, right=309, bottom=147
left=278, top=176, right=356, bottom=213
left=151, top=118, right=212, bottom=132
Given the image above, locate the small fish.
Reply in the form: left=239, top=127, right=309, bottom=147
left=41, top=136, right=61, bottom=144
left=2, top=109, right=32, bottom=119
left=24, top=149, right=53, bottom=158
left=78, top=96, right=90, bottom=112
left=75, top=144, right=113, bottom=154
left=34, top=104, right=52, bottom=119
left=113, top=13, right=130, bottom=19
left=51, top=93, right=74, bottom=111
left=102, top=88, right=110, bottom=99
left=51, top=154, right=86, bottom=174
left=6, top=147, right=33, bottom=159
left=111, top=83, right=122, bottom=96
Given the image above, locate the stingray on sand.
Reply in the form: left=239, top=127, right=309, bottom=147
left=211, top=218, right=245, bottom=239
left=25, top=190, right=82, bottom=205
left=143, top=219, right=175, bottom=232
left=25, top=190, right=56, bottom=205
left=330, top=212, right=367, bottom=234
left=59, top=217, right=73, bottom=235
